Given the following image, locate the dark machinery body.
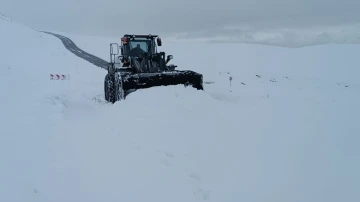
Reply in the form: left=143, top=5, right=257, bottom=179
left=104, top=34, right=203, bottom=103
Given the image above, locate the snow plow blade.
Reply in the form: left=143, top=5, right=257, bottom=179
left=122, top=70, right=204, bottom=92
left=104, top=70, right=203, bottom=103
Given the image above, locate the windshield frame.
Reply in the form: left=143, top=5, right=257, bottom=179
left=128, top=38, right=152, bottom=53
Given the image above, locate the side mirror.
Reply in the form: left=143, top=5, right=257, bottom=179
left=166, top=55, right=173, bottom=64
left=110, top=43, right=119, bottom=55
left=157, top=37, right=162, bottom=46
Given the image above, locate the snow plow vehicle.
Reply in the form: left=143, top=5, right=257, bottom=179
left=104, top=34, right=204, bottom=103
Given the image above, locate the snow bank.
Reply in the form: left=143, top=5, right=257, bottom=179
left=1, top=13, right=360, bottom=202
left=0, top=13, right=106, bottom=202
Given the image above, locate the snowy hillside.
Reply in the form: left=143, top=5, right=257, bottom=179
left=1, top=13, right=360, bottom=202
left=164, top=23, right=360, bottom=48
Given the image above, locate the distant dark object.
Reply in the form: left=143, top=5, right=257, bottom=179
left=337, top=82, right=349, bottom=88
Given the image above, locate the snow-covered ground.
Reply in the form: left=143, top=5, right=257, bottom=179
left=163, top=23, right=360, bottom=48
left=1, top=13, right=360, bottom=202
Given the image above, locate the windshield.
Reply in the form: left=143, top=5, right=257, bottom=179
left=129, top=39, right=150, bottom=53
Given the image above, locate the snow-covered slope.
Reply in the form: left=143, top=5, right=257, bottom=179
left=1, top=14, right=360, bottom=202
left=164, top=23, right=360, bottom=48
left=0, top=13, right=107, bottom=201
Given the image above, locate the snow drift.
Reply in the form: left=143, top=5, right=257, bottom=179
left=1, top=13, right=360, bottom=202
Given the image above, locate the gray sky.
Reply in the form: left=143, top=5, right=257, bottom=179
left=1, top=0, right=360, bottom=38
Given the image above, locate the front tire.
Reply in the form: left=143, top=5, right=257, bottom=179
left=104, top=73, right=125, bottom=103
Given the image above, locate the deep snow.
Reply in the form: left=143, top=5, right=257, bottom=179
left=1, top=13, right=360, bottom=202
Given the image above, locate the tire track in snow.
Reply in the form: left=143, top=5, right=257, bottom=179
left=41, top=31, right=109, bottom=70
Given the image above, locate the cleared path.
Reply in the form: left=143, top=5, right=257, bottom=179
left=42, top=31, right=109, bottom=70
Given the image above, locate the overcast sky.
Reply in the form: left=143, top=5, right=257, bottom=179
left=1, top=0, right=360, bottom=37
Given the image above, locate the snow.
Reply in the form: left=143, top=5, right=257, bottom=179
left=1, top=13, right=360, bottom=202
left=164, top=23, right=360, bottom=48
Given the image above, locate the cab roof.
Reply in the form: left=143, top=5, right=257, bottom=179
left=123, top=34, right=159, bottom=39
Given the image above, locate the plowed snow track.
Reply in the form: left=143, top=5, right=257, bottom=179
left=42, top=31, right=109, bottom=69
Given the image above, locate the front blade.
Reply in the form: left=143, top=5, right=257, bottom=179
left=121, top=70, right=204, bottom=91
